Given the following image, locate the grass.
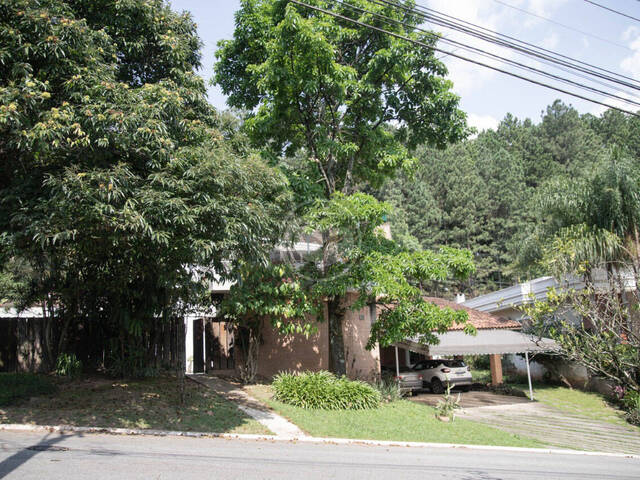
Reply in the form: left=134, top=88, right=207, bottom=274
left=0, top=373, right=57, bottom=406
left=0, top=374, right=269, bottom=435
left=246, top=384, right=545, bottom=448
left=511, top=382, right=634, bottom=428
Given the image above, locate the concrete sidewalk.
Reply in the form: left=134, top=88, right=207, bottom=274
left=187, top=375, right=306, bottom=439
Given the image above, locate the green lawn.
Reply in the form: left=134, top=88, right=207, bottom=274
left=0, top=374, right=269, bottom=435
left=246, top=384, right=545, bottom=447
left=512, top=383, right=633, bottom=428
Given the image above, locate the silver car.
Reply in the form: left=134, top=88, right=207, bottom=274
left=381, top=366, right=423, bottom=395
left=412, top=359, right=473, bottom=394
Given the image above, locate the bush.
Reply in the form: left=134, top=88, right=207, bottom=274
left=622, top=390, right=640, bottom=426
left=55, top=353, right=82, bottom=378
left=372, top=378, right=404, bottom=403
left=435, top=383, right=461, bottom=421
left=272, top=371, right=381, bottom=410
left=0, top=373, right=57, bottom=406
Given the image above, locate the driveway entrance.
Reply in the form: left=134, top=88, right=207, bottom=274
left=411, top=390, right=530, bottom=409
left=412, top=390, right=640, bottom=454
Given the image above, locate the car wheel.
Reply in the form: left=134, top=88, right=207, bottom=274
left=431, top=378, right=444, bottom=394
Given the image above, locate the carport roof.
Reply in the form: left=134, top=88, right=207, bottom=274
left=395, top=329, right=558, bottom=356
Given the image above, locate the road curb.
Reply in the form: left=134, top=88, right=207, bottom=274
left=1, top=423, right=638, bottom=459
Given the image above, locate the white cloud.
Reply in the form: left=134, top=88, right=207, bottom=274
left=467, top=113, right=500, bottom=133
left=620, top=27, right=640, bottom=80
left=425, top=0, right=512, bottom=96
left=423, top=0, right=568, bottom=97
left=540, top=32, right=558, bottom=49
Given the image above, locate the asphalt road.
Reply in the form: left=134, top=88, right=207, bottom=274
left=1, top=430, right=639, bottom=480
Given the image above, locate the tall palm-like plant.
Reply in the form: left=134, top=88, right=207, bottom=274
left=521, top=151, right=640, bottom=278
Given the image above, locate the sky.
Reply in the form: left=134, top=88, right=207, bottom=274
left=169, top=0, right=640, bottom=132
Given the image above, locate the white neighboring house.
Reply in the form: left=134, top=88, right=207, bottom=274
left=461, top=271, right=637, bottom=385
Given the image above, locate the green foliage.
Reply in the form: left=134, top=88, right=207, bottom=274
left=523, top=285, right=640, bottom=396
left=303, top=193, right=476, bottom=348
left=379, top=100, right=639, bottom=294
left=0, top=0, right=291, bottom=371
left=215, top=0, right=467, bottom=196
left=55, top=353, right=82, bottom=378
left=622, top=390, right=640, bottom=426
left=221, top=263, right=319, bottom=335
left=524, top=151, right=640, bottom=276
left=215, top=1, right=472, bottom=374
left=272, top=371, right=381, bottom=410
left=0, top=373, right=57, bottom=406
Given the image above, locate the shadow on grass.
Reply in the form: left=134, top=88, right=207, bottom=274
left=1, top=375, right=266, bottom=435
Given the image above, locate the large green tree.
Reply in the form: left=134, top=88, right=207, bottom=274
left=0, top=0, right=290, bottom=374
left=215, top=0, right=469, bottom=374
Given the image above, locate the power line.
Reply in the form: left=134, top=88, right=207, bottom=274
left=491, top=0, right=633, bottom=52
left=289, top=0, right=640, bottom=117
left=334, top=0, right=640, bottom=108
left=584, top=0, right=640, bottom=23
left=374, top=0, right=640, bottom=93
left=379, top=0, right=640, bottom=91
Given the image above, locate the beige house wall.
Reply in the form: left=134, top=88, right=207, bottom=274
left=256, top=315, right=330, bottom=379
left=253, top=295, right=381, bottom=381
left=342, top=292, right=381, bottom=381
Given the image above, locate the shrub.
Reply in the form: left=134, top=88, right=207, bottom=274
left=0, top=373, right=57, bottom=406
left=434, top=383, right=461, bottom=421
left=55, top=353, right=82, bottom=378
left=372, top=378, right=404, bottom=403
left=272, top=371, right=381, bottom=410
left=622, top=390, right=640, bottom=426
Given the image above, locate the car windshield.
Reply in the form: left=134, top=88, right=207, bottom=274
left=441, top=360, right=466, bottom=368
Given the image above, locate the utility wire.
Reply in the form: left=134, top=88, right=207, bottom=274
left=334, top=0, right=640, bottom=107
left=374, top=0, right=640, bottom=91
left=289, top=0, right=640, bottom=117
left=584, top=0, right=640, bottom=23
left=491, top=0, right=633, bottom=51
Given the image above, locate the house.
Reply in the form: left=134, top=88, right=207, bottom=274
left=185, top=290, right=549, bottom=387
left=461, top=273, right=632, bottom=391
left=382, top=297, right=544, bottom=386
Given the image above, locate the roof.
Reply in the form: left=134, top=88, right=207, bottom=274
left=396, top=329, right=558, bottom=356
left=421, top=297, right=521, bottom=331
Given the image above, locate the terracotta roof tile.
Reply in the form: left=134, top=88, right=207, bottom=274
left=423, top=297, right=521, bottom=330
left=376, top=297, right=521, bottom=331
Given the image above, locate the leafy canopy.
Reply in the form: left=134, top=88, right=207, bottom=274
left=215, top=0, right=467, bottom=195
left=0, top=0, right=290, bottom=370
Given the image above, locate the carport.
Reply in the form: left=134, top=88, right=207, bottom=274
left=393, top=329, right=557, bottom=400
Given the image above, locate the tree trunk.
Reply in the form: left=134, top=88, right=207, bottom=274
left=322, top=228, right=347, bottom=376
left=327, top=297, right=346, bottom=376
left=239, top=321, right=260, bottom=384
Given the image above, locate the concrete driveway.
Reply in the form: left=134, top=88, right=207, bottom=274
left=411, top=389, right=531, bottom=409
left=411, top=389, right=640, bottom=454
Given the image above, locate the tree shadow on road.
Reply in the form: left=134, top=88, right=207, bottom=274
left=0, top=431, right=80, bottom=479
